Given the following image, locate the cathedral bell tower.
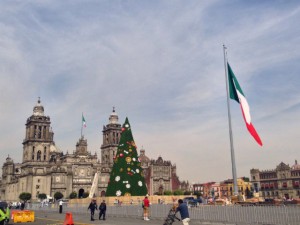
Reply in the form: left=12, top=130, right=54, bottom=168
left=100, top=108, right=121, bottom=167
left=22, top=98, right=55, bottom=163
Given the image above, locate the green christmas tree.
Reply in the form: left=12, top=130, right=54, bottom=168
left=106, top=117, right=148, bottom=197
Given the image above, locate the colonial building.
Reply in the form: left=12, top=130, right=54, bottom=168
left=139, top=151, right=183, bottom=195
left=250, top=160, right=300, bottom=199
left=0, top=99, right=185, bottom=201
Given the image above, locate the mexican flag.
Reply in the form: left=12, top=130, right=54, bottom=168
left=227, top=63, right=263, bottom=146
left=82, top=114, right=87, bottom=128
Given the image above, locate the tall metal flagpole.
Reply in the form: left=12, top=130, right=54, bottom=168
left=223, top=45, right=238, bottom=196
left=81, top=113, right=83, bottom=138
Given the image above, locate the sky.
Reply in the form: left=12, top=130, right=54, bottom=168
left=0, top=0, right=300, bottom=184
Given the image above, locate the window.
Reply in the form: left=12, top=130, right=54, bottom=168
left=37, top=150, right=41, bottom=161
left=32, top=147, right=35, bottom=160
left=282, top=182, right=287, bottom=188
left=44, top=147, right=47, bottom=160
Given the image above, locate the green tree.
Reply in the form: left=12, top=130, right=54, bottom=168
left=69, top=192, right=77, bottom=199
left=38, top=193, right=47, bottom=201
left=106, top=117, right=148, bottom=197
left=82, top=192, right=89, bottom=198
left=164, top=190, right=172, bottom=195
left=54, top=192, right=63, bottom=201
left=194, top=191, right=202, bottom=197
left=19, top=192, right=32, bottom=202
left=184, top=191, right=192, bottom=195
left=173, top=190, right=184, bottom=195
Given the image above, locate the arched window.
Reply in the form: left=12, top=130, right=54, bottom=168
left=38, top=126, right=42, bottom=139
left=44, top=147, right=47, bottom=161
left=32, top=147, right=35, bottom=160
left=37, top=150, right=41, bottom=161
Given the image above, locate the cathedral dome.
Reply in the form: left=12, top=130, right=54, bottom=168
left=139, top=148, right=150, bottom=163
left=33, top=97, right=44, bottom=116
left=5, top=155, right=13, bottom=164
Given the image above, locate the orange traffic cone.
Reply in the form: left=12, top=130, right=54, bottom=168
left=63, top=212, right=74, bottom=225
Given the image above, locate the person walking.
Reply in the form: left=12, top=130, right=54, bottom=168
left=59, top=200, right=63, bottom=214
left=20, top=201, right=25, bottom=210
left=98, top=200, right=107, bottom=220
left=143, top=195, right=150, bottom=221
left=176, top=199, right=190, bottom=225
left=88, top=199, right=97, bottom=221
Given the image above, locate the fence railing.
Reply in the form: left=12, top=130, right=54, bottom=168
left=29, top=203, right=300, bottom=225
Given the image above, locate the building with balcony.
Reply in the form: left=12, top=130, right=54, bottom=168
left=250, top=161, right=300, bottom=199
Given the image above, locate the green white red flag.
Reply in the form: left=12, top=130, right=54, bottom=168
left=227, top=63, right=263, bottom=146
left=82, top=114, right=86, bottom=128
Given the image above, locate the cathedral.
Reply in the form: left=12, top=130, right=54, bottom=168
left=0, top=99, right=186, bottom=201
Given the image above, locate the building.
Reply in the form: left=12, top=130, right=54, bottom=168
left=139, top=151, right=183, bottom=195
left=219, top=177, right=251, bottom=198
left=193, top=177, right=251, bottom=199
left=0, top=99, right=185, bottom=201
left=250, top=160, right=300, bottom=199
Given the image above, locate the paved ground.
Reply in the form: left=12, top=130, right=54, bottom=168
left=9, top=210, right=168, bottom=225
left=8, top=210, right=237, bottom=225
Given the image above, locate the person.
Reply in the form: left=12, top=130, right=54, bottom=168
left=59, top=200, right=63, bottom=214
left=88, top=199, right=97, bottom=221
left=176, top=199, right=190, bottom=225
left=99, top=200, right=107, bottom=220
left=20, top=201, right=25, bottom=210
left=143, top=195, right=150, bottom=221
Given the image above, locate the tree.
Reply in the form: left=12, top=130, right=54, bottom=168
left=173, top=190, right=184, bottom=195
left=82, top=192, right=89, bottom=198
left=194, top=191, right=202, bottom=197
left=54, top=192, right=63, bottom=201
left=38, top=193, right=47, bottom=201
left=106, top=117, right=148, bottom=197
left=19, top=192, right=32, bottom=202
left=69, top=192, right=77, bottom=199
left=163, top=190, right=172, bottom=196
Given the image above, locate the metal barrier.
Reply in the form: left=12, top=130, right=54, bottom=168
left=30, top=203, right=300, bottom=225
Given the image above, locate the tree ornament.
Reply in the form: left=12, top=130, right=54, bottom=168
left=120, top=153, right=124, bottom=157
left=126, top=157, right=132, bottom=163
left=116, top=190, right=122, bottom=196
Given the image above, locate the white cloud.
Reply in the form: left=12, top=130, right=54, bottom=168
left=0, top=0, right=300, bottom=182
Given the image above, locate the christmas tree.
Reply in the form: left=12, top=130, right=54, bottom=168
left=106, top=117, right=148, bottom=197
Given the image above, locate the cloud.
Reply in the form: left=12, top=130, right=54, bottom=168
left=0, top=0, right=300, bottom=183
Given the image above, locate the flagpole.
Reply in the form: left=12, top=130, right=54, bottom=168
left=223, top=45, right=238, bottom=196
left=81, top=113, right=83, bottom=138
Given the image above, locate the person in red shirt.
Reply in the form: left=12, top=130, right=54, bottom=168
left=143, top=195, right=150, bottom=220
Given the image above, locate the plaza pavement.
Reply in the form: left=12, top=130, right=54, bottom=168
left=8, top=210, right=238, bottom=225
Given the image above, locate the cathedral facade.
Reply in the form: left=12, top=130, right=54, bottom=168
left=0, top=99, right=184, bottom=201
